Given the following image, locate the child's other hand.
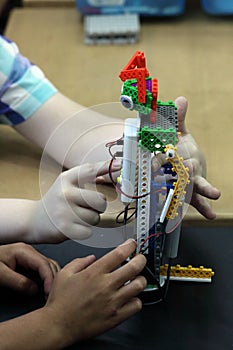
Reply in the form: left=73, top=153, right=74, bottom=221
left=152, top=96, right=221, bottom=219
left=176, top=96, right=221, bottom=219
left=0, top=243, right=60, bottom=298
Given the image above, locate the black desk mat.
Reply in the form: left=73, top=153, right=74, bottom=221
left=0, top=226, right=232, bottom=350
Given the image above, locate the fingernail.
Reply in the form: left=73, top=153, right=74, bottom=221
left=119, top=238, right=136, bottom=246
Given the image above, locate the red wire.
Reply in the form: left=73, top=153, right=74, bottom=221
left=139, top=232, right=162, bottom=253
left=138, top=205, right=183, bottom=252
left=165, top=206, right=183, bottom=234
left=105, top=136, right=123, bottom=148
left=109, top=156, right=165, bottom=200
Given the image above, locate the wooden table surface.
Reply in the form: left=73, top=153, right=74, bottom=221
left=3, top=6, right=233, bottom=225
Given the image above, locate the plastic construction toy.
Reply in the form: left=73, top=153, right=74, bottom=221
left=84, top=14, right=140, bottom=45
left=160, top=264, right=215, bottom=282
left=106, top=51, right=214, bottom=304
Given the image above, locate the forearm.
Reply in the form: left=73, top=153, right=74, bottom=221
left=0, top=199, right=37, bottom=243
left=0, top=199, right=61, bottom=244
left=0, top=307, right=68, bottom=350
left=14, top=92, right=124, bottom=168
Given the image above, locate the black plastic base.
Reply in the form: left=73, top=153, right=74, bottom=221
left=139, top=284, right=165, bottom=305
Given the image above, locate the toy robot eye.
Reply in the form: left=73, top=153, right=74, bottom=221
left=166, top=149, right=175, bottom=159
left=120, top=95, right=134, bottom=110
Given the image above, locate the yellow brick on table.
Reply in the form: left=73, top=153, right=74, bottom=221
left=3, top=6, right=233, bottom=226
left=160, top=264, right=215, bottom=282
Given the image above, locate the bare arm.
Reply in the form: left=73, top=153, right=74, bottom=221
left=0, top=161, right=120, bottom=244
left=0, top=307, right=63, bottom=350
left=0, top=243, right=60, bottom=297
left=14, top=92, right=124, bottom=168
left=0, top=198, right=40, bottom=243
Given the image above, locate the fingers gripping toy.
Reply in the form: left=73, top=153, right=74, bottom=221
left=106, top=51, right=213, bottom=304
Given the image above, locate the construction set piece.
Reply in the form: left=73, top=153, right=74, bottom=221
left=106, top=51, right=214, bottom=303
left=160, top=264, right=215, bottom=282
left=84, top=14, right=140, bottom=45
left=78, top=0, right=233, bottom=46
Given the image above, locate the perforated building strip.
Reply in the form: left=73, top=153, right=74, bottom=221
left=136, top=147, right=151, bottom=253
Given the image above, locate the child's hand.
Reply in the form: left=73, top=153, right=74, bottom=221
left=34, top=161, right=117, bottom=242
left=152, top=96, right=220, bottom=219
left=0, top=243, right=60, bottom=297
left=176, top=96, right=221, bottom=219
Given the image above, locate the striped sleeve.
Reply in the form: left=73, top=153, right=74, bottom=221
left=0, top=35, right=57, bottom=125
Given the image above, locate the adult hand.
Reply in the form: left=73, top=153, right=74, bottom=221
left=0, top=243, right=60, bottom=297
left=45, top=239, right=147, bottom=345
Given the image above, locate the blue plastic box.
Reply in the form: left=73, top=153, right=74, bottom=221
left=201, top=0, right=233, bottom=15
left=76, top=0, right=186, bottom=17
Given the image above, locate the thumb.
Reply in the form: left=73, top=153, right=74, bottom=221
left=62, top=255, right=96, bottom=274
left=0, top=264, right=38, bottom=295
left=175, top=96, right=189, bottom=135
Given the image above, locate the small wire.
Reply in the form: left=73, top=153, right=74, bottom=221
left=144, top=265, right=161, bottom=290
left=105, top=137, right=124, bottom=158
left=116, top=207, right=136, bottom=224
left=108, top=144, right=117, bottom=159
left=123, top=204, right=129, bottom=226
left=105, top=136, right=123, bottom=148
left=108, top=156, right=164, bottom=200
left=139, top=232, right=164, bottom=254
left=162, top=258, right=172, bottom=301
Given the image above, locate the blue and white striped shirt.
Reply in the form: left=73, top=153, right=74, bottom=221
left=0, top=35, right=57, bottom=125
